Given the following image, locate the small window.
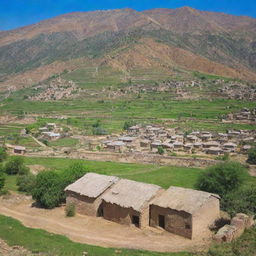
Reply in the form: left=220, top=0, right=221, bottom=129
left=132, top=215, right=140, bottom=227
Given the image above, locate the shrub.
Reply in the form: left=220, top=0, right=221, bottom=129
left=32, top=171, right=63, bottom=209
left=65, top=203, right=76, bottom=217
left=4, top=157, right=29, bottom=175
left=157, top=146, right=164, bottom=155
left=17, top=173, right=36, bottom=193
left=0, top=172, right=5, bottom=191
left=196, top=161, right=246, bottom=197
left=247, top=147, right=256, bottom=165
left=92, top=127, right=108, bottom=135
left=123, top=120, right=136, bottom=130
left=0, top=147, right=7, bottom=162
left=221, top=186, right=256, bottom=217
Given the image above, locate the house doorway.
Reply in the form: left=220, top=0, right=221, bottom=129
left=158, top=215, right=165, bottom=229
left=97, top=205, right=104, bottom=217
left=132, top=215, right=140, bottom=227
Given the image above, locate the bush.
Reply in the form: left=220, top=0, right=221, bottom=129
left=221, top=186, right=256, bottom=217
left=32, top=171, right=63, bottom=209
left=157, top=146, right=164, bottom=155
left=196, top=161, right=246, bottom=197
left=17, top=173, right=36, bottom=193
left=32, top=163, right=88, bottom=209
left=92, top=127, right=108, bottom=135
left=0, top=147, right=7, bottom=162
left=247, top=147, right=256, bottom=165
left=4, top=157, right=29, bottom=175
left=65, top=203, right=76, bottom=217
left=0, top=172, right=5, bottom=191
left=123, top=120, right=136, bottom=130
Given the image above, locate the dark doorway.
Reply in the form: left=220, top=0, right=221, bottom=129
left=158, top=215, right=165, bottom=229
left=132, top=215, right=140, bottom=227
left=97, top=205, right=104, bottom=217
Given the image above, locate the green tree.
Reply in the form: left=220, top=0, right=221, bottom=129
left=247, top=147, right=256, bottom=165
left=221, top=186, right=256, bottom=217
left=0, top=147, right=7, bottom=162
left=32, top=171, right=63, bottom=209
left=4, top=157, right=29, bottom=175
left=196, top=161, right=246, bottom=197
left=123, top=120, right=136, bottom=131
left=157, top=146, right=164, bottom=155
left=17, top=173, right=36, bottom=193
left=0, top=171, right=5, bottom=191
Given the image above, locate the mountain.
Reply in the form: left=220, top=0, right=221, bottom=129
left=1, top=7, right=256, bottom=91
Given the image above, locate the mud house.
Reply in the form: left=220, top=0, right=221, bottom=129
left=101, top=179, right=162, bottom=228
left=14, top=146, right=26, bottom=155
left=65, top=173, right=119, bottom=216
left=150, top=187, right=220, bottom=239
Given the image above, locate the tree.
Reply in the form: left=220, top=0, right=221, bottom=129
left=0, top=147, right=7, bottom=162
left=221, top=186, right=256, bottom=217
left=32, top=171, right=63, bottom=209
left=4, top=157, right=29, bottom=175
left=17, top=173, right=36, bottom=193
left=196, top=161, right=246, bottom=197
left=247, top=147, right=256, bottom=165
left=157, top=146, right=164, bottom=155
left=123, top=120, right=136, bottom=131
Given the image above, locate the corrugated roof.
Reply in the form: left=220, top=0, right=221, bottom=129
left=65, top=173, right=119, bottom=198
left=102, top=179, right=161, bottom=212
left=151, top=186, right=220, bottom=214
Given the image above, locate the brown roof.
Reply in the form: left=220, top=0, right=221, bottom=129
left=151, top=186, right=220, bottom=214
left=65, top=173, right=119, bottom=198
left=102, top=179, right=161, bottom=212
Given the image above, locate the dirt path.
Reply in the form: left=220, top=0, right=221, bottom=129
left=29, top=135, right=47, bottom=147
left=0, top=195, right=212, bottom=253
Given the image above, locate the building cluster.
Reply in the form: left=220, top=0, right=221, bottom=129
left=218, top=83, right=256, bottom=101
left=65, top=173, right=220, bottom=239
left=29, top=78, right=79, bottom=101
left=95, top=125, right=255, bottom=156
left=38, top=123, right=63, bottom=141
left=225, top=108, right=256, bottom=123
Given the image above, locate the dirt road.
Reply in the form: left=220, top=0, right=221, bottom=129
left=0, top=195, right=212, bottom=253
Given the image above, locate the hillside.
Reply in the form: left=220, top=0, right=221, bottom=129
left=1, top=7, right=256, bottom=91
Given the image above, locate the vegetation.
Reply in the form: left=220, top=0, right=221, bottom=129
left=221, top=186, right=256, bottom=217
left=16, top=173, right=36, bottom=193
left=157, top=146, right=165, bottom=155
left=123, top=120, right=136, bottom=130
left=65, top=203, right=76, bottom=217
left=0, top=147, right=7, bottom=162
left=4, top=156, right=29, bottom=175
left=247, top=147, right=256, bottom=165
left=0, top=171, right=5, bottom=191
left=32, top=163, right=88, bottom=208
left=196, top=161, right=247, bottom=197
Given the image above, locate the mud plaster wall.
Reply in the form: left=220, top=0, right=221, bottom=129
left=66, top=191, right=103, bottom=217
left=102, top=201, right=148, bottom=228
left=150, top=205, right=192, bottom=239
left=192, top=197, right=220, bottom=239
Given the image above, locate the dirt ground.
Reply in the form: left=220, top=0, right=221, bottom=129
left=0, top=194, right=213, bottom=253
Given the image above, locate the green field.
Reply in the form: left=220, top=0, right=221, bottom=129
left=49, top=137, right=79, bottom=147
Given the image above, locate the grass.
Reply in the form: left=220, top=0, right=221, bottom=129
left=0, top=215, right=192, bottom=256
left=22, top=156, right=204, bottom=189
left=49, top=137, right=79, bottom=147
left=3, top=175, right=18, bottom=192
left=0, top=215, right=255, bottom=256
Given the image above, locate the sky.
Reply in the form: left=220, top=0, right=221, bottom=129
left=0, top=0, right=256, bottom=31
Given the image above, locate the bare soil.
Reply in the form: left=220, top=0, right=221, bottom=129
left=0, top=194, right=213, bottom=253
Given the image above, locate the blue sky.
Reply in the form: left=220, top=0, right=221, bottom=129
left=1, top=0, right=255, bottom=30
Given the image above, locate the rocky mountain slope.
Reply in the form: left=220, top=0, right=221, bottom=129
left=1, top=7, right=256, bottom=91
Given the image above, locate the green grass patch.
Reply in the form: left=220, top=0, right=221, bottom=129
left=49, top=138, right=79, bottom=147
left=4, top=175, right=18, bottom=192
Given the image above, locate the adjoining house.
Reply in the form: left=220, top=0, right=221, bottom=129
left=14, top=146, right=26, bottom=155
left=65, top=173, right=119, bottom=216
left=101, top=179, right=162, bottom=228
left=150, top=187, right=220, bottom=239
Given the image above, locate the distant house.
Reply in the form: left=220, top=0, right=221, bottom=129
left=150, top=187, right=220, bottom=239
left=101, top=179, right=162, bottom=228
left=106, top=141, right=126, bottom=153
left=65, top=173, right=119, bottom=216
left=42, top=132, right=61, bottom=141
left=46, top=123, right=57, bottom=129
left=14, top=146, right=26, bottom=155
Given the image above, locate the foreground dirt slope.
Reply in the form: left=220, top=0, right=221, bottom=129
left=0, top=195, right=212, bottom=253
